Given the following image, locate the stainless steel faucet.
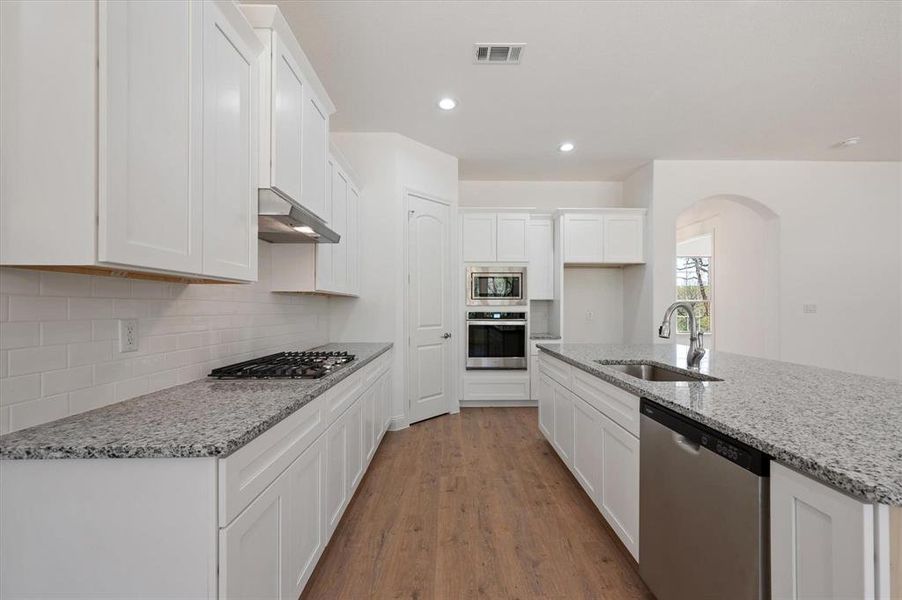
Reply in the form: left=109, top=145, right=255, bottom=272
left=659, top=302, right=706, bottom=369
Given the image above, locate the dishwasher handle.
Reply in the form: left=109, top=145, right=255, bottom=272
left=640, top=398, right=769, bottom=476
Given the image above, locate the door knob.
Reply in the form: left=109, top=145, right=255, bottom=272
left=442, top=333, right=452, bottom=339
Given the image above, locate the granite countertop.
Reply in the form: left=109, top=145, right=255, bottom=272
left=529, top=333, right=561, bottom=340
left=0, top=343, right=392, bottom=461
left=537, top=343, right=902, bottom=505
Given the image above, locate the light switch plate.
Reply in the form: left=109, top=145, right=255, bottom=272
left=119, top=319, right=138, bottom=352
left=802, top=304, right=817, bottom=314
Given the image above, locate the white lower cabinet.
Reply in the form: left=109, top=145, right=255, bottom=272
left=286, top=437, right=326, bottom=597
left=770, top=462, right=878, bottom=600
left=538, top=350, right=640, bottom=560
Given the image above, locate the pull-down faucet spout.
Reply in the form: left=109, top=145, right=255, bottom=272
left=658, top=302, right=706, bottom=369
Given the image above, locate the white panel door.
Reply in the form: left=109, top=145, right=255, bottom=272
left=219, top=471, right=288, bottom=600
left=527, top=217, right=554, bottom=299
left=286, top=436, right=325, bottom=599
left=408, top=194, right=453, bottom=424
left=562, top=214, right=604, bottom=263
left=496, top=213, right=529, bottom=262
left=552, top=384, right=574, bottom=466
left=771, top=462, right=874, bottom=600
left=301, top=93, right=329, bottom=219
left=346, top=399, right=363, bottom=492
left=537, top=372, right=554, bottom=439
left=347, top=186, right=360, bottom=295
left=202, top=1, right=258, bottom=281
left=324, top=413, right=347, bottom=535
left=315, top=160, right=335, bottom=292
left=330, top=167, right=349, bottom=293
left=461, top=213, right=497, bottom=262
left=99, top=0, right=203, bottom=274
left=572, top=396, right=602, bottom=503
left=598, top=413, right=640, bottom=559
left=603, top=214, right=644, bottom=263
left=270, top=33, right=303, bottom=204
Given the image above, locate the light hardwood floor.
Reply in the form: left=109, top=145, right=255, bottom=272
left=302, top=407, right=653, bottom=600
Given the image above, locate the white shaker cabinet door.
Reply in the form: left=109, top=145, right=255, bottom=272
left=363, top=386, right=376, bottom=464
left=219, top=471, right=289, bottom=600
left=462, top=213, right=497, bottom=262
left=99, top=0, right=203, bottom=274
left=202, top=0, right=258, bottom=281
left=527, top=217, right=554, bottom=299
left=347, top=186, right=360, bottom=295
left=598, top=413, right=640, bottom=560
left=552, top=384, right=575, bottom=467
left=562, top=213, right=604, bottom=264
left=285, top=436, right=325, bottom=599
left=572, top=396, right=602, bottom=504
left=771, top=462, right=875, bottom=600
left=269, top=32, right=304, bottom=206
left=603, top=213, right=644, bottom=264
left=496, top=213, right=529, bottom=262
left=537, top=371, right=554, bottom=440
left=324, top=410, right=348, bottom=536
left=315, top=159, right=336, bottom=292
left=301, top=94, right=329, bottom=220
left=330, top=167, right=349, bottom=293
left=346, top=398, right=363, bottom=492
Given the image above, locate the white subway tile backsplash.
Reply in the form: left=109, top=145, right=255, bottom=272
left=39, top=272, right=92, bottom=297
left=68, top=298, right=112, bottom=320
left=0, top=246, right=329, bottom=432
left=1, top=374, right=42, bottom=406
left=69, top=384, right=115, bottom=414
left=41, top=320, right=92, bottom=345
left=0, top=322, right=41, bottom=349
left=8, top=296, right=68, bottom=321
left=92, top=277, right=131, bottom=298
left=8, top=345, right=67, bottom=376
left=67, top=341, right=112, bottom=367
left=9, top=393, right=68, bottom=431
left=42, top=366, right=93, bottom=396
left=0, top=269, right=40, bottom=295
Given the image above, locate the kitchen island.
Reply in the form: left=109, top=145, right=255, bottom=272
left=0, top=343, right=394, bottom=599
left=536, top=342, right=902, bottom=599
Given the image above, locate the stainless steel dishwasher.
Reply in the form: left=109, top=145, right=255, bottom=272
left=639, top=399, right=769, bottom=600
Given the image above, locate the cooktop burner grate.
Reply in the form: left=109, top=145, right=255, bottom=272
left=209, top=351, right=356, bottom=380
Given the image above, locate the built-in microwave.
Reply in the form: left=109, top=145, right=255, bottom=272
left=466, top=266, right=526, bottom=306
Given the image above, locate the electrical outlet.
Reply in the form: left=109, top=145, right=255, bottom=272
left=119, top=319, right=138, bottom=352
left=586, top=310, right=594, bottom=321
left=802, top=304, right=817, bottom=314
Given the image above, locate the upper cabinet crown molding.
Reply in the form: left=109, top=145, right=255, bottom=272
left=237, top=4, right=335, bottom=115
left=0, top=0, right=263, bottom=283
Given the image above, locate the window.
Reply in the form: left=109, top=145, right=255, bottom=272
left=675, top=235, right=712, bottom=334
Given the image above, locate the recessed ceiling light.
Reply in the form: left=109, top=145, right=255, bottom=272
left=438, top=98, right=457, bottom=111
left=835, top=136, right=862, bottom=148
left=559, top=142, right=575, bottom=152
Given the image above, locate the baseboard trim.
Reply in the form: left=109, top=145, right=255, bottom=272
left=459, top=399, right=538, bottom=408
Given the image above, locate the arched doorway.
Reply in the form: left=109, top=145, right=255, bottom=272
left=674, top=194, right=780, bottom=359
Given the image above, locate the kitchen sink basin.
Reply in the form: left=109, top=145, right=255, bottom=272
left=598, top=362, right=722, bottom=382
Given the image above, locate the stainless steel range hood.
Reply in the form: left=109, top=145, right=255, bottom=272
left=257, top=188, right=340, bottom=244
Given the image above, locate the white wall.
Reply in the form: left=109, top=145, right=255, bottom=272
left=329, top=132, right=459, bottom=425
left=0, top=242, right=330, bottom=433
left=562, top=268, right=624, bottom=343
left=675, top=197, right=780, bottom=359
left=459, top=180, right=622, bottom=209
left=622, top=162, right=655, bottom=344
left=649, top=160, right=901, bottom=379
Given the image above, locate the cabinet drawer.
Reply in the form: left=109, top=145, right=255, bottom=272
left=571, top=368, right=640, bottom=438
left=538, top=352, right=571, bottom=389
left=360, top=350, right=392, bottom=390
left=219, top=393, right=327, bottom=527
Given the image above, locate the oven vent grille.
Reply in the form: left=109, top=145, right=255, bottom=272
left=473, top=44, right=525, bottom=65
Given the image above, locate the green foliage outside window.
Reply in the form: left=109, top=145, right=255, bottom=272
left=675, top=256, right=711, bottom=334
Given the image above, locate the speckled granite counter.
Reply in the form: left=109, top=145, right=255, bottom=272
left=537, top=343, right=902, bottom=505
left=0, top=343, right=392, bottom=461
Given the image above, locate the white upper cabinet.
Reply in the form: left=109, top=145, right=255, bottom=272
left=330, top=166, right=349, bottom=292
left=243, top=4, right=335, bottom=223
left=527, top=216, right=554, bottom=299
left=1, top=0, right=263, bottom=282
left=496, top=213, right=529, bottom=262
left=347, top=187, right=360, bottom=295
left=462, top=213, right=497, bottom=262
left=461, top=211, right=530, bottom=263
left=561, top=209, right=645, bottom=265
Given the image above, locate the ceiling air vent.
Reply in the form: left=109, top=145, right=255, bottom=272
left=474, top=43, right=525, bottom=65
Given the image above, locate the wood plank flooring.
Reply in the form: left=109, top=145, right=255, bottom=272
left=302, top=407, right=653, bottom=600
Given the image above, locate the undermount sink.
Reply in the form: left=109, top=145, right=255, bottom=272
left=598, top=362, right=723, bottom=382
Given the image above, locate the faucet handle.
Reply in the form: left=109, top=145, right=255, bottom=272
left=697, top=331, right=705, bottom=349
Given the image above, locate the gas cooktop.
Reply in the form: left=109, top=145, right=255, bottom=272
left=209, top=351, right=356, bottom=380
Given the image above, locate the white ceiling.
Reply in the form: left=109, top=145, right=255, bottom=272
left=269, top=1, right=902, bottom=181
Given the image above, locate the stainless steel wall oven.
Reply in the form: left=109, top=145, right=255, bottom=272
left=466, top=311, right=527, bottom=369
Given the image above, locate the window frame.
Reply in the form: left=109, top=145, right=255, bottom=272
left=674, top=253, right=713, bottom=335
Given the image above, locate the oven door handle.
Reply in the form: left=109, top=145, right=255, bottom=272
left=466, top=320, right=528, bottom=326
